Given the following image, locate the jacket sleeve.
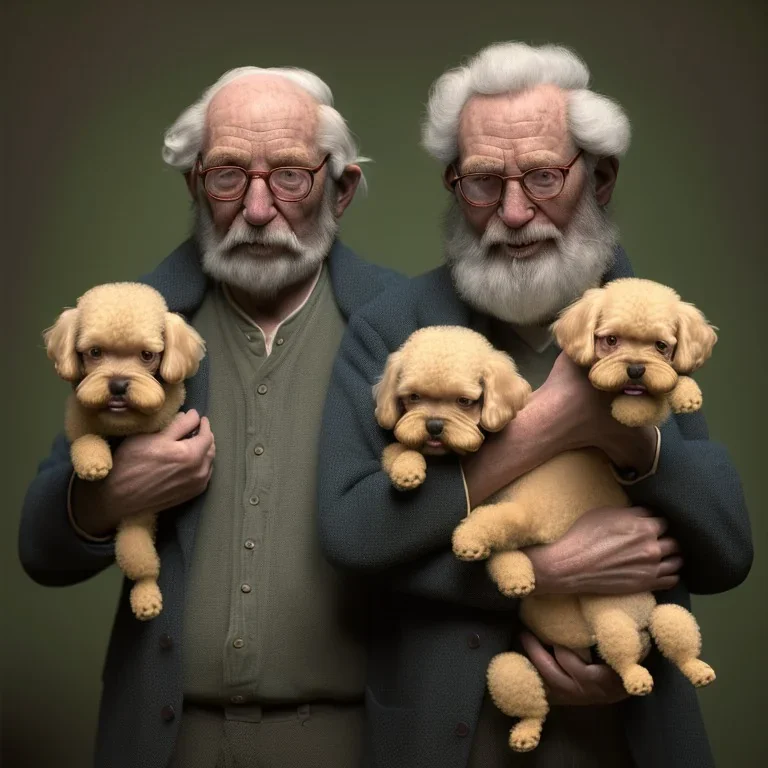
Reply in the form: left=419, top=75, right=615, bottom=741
left=626, top=410, right=752, bottom=595
left=318, top=311, right=520, bottom=612
left=18, top=431, right=115, bottom=587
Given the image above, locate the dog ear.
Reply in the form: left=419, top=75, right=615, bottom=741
left=160, top=312, right=206, bottom=383
left=551, top=287, right=604, bottom=366
left=43, top=308, right=81, bottom=381
left=673, top=302, right=717, bottom=374
left=480, top=351, right=532, bottom=432
left=373, top=350, right=404, bottom=430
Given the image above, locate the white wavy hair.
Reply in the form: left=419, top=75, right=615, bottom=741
left=162, top=66, right=368, bottom=191
left=422, top=42, right=631, bottom=164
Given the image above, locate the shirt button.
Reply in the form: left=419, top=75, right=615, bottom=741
left=276, top=338, right=284, bottom=346
left=241, top=584, right=252, bottom=593
left=467, top=633, right=480, bottom=649
left=233, top=638, right=245, bottom=649
left=244, top=539, right=255, bottom=550
left=254, top=446, right=264, bottom=456
left=249, top=495, right=260, bottom=506
left=257, top=384, right=268, bottom=395
left=231, top=695, right=245, bottom=705
left=455, top=722, right=470, bottom=737
left=161, top=705, right=176, bottom=722
left=159, top=633, right=173, bottom=650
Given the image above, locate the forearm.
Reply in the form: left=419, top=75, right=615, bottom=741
left=383, top=549, right=522, bottom=612
left=463, top=389, right=580, bottom=505
left=319, top=450, right=470, bottom=571
left=627, top=417, right=752, bottom=594
left=71, top=476, right=123, bottom=537
left=18, top=436, right=115, bottom=586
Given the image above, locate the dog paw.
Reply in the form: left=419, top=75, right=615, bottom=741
left=390, top=453, right=426, bottom=491
left=452, top=524, right=491, bottom=561
left=498, top=578, right=536, bottom=598
left=669, top=378, right=703, bottom=414
left=682, top=660, right=716, bottom=687
left=673, top=394, right=703, bottom=413
left=75, top=459, right=113, bottom=481
left=131, top=580, right=163, bottom=621
left=622, top=665, right=654, bottom=696
left=509, top=719, right=543, bottom=752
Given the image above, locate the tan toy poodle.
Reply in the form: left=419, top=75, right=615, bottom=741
left=373, top=278, right=717, bottom=753
left=44, top=282, right=206, bottom=620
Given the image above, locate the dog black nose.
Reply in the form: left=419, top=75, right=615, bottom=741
left=627, top=364, right=646, bottom=380
left=426, top=419, right=444, bottom=437
left=109, top=378, right=130, bottom=396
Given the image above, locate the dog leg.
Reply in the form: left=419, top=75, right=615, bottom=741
left=116, top=512, right=163, bottom=620
left=487, top=652, right=549, bottom=752
left=582, top=598, right=653, bottom=695
left=487, top=550, right=536, bottom=597
left=70, top=434, right=113, bottom=481
left=452, top=501, right=531, bottom=561
left=649, top=604, right=715, bottom=687
left=382, top=442, right=427, bottom=491
left=667, top=375, right=703, bottom=414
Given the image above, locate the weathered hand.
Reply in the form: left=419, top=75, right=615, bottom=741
left=72, top=409, right=215, bottom=537
left=520, top=631, right=628, bottom=706
left=525, top=505, right=682, bottom=595
left=535, top=352, right=658, bottom=473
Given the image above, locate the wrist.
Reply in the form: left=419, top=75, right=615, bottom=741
left=70, top=477, right=120, bottom=538
left=603, top=424, right=657, bottom=477
left=526, top=545, right=573, bottom=596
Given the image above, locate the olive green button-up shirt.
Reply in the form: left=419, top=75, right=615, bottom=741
left=183, top=266, right=368, bottom=706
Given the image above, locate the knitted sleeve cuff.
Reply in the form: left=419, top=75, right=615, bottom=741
left=67, top=472, right=115, bottom=543
left=611, top=426, right=662, bottom=486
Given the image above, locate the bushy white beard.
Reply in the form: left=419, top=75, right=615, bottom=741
left=443, top=189, right=619, bottom=325
left=194, top=183, right=339, bottom=299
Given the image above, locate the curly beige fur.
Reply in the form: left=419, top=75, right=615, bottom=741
left=374, top=280, right=717, bottom=752
left=44, top=282, right=206, bottom=620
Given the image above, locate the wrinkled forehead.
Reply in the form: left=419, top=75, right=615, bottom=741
left=458, top=85, right=571, bottom=165
left=205, top=75, right=320, bottom=156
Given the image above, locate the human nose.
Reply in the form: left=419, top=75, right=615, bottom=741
left=497, top=180, right=536, bottom=229
left=242, top=176, right=278, bottom=227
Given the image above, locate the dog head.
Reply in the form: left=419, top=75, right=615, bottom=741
left=373, top=326, right=531, bottom=456
left=552, top=278, right=717, bottom=424
left=44, top=282, right=206, bottom=429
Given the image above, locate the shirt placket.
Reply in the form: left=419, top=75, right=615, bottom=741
left=228, top=326, right=287, bottom=697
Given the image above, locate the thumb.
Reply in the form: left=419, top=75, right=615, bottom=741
left=164, top=409, right=201, bottom=440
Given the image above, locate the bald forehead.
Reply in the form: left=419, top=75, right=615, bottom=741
left=204, top=74, right=320, bottom=165
left=458, top=84, right=573, bottom=171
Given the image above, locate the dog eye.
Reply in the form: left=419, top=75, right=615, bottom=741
left=88, top=347, right=102, bottom=358
left=655, top=341, right=668, bottom=353
left=141, top=351, right=156, bottom=362
left=408, top=393, right=421, bottom=402
left=457, top=397, right=476, bottom=407
left=606, top=335, right=618, bottom=346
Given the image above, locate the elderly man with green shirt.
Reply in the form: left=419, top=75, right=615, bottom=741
left=19, top=66, right=402, bottom=768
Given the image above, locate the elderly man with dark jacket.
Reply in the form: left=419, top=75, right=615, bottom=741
left=318, top=42, right=752, bottom=768
left=19, top=66, right=403, bottom=768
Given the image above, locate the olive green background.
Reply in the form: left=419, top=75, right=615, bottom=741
left=2, top=0, right=765, bottom=765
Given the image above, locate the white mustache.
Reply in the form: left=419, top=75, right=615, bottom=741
left=481, top=218, right=563, bottom=248
left=222, top=216, right=301, bottom=253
